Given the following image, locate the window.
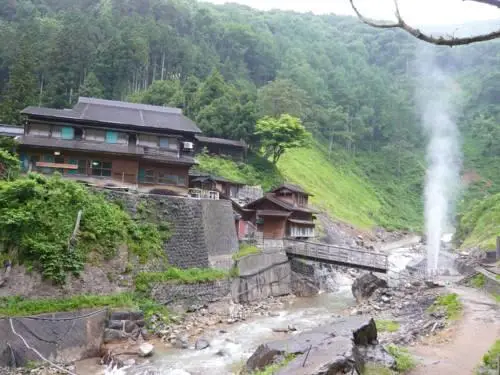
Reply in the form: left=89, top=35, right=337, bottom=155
left=61, top=127, right=74, bottom=140
left=159, top=137, right=169, bottom=149
left=139, top=168, right=155, bottom=183
left=91, top=160, right=112, bottom=177
left=158, top=173, right=187, bottom=186
left=158, top=173, right=177, bottom=185
left=68, top=159, right=87, bottom=175
left=128, top=134, right=137, bottom=146
left=106, top=131, right=118, bottom=144
left=159, top=137, right=178, bottom=150
left=74, top=128, right=83, bottom=140
left=289, top=225, right=314, bottom=238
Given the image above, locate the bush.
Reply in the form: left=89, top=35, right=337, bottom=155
left=0, top=174, right=166, bottom=284
left=386, top=344, right=416, bottom=373
left=481, top=340, right=500, bottom=370
left=427, top=293, right=463, bottom=320
left=469, top=273, right=486, bottom=288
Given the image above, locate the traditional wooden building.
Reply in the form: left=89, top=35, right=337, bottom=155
left=195, top=135, right=248, bottom=161
left=18, top=97, right=202, bottom=194
left=188, top=172, right=245, bottom=200
left=244, top=183, right=316, bottom=240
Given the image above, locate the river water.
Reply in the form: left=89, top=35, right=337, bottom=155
left=102, top=241, right=424, bottom=375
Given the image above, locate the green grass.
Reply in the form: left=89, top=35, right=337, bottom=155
left=376, top=320, right=400, bottom=333
left=252, top=354, right=297, bottom=375
left=197, top=143, right=423, bottom=231
left=195, top=153, right=283, bottom=191
left=469, top=273, right=487, bottom=288
left=455, top=192, right=500, bottom=250
left=0, top=293, right=137, bottom=317
left=427, top=293, right=463, bottom=320
left=480, top=340, right=500, bottom=370
left=134, top=267, right=229, bottom=293
left=233, top=244, right=262, bottom=260
left=363, top=364, right=395, bottom=375
left=385, top=344, right=417, bottom=373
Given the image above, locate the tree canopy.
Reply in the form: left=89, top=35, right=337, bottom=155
left=256, top=115, right=310, bottom=164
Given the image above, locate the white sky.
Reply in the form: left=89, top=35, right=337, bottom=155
left=206, top=0, right=500, bottom=25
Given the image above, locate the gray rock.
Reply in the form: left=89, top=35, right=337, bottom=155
left=103, top=329, right=128, bottom=343
left=110, top=311, right=131, bottom=320
left=139, top=343, right=155, bottom=357
left=352, top=273, right=388, bottom=302
left=173, top=336, right=189, bottom=349
left=195, top=338, right=210, bottom=350
left=108, top=320, right=125, bottom=330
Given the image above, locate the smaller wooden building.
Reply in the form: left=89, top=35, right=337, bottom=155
left=244, top=183, right=316, bottom=240
left=195, top=135, right=248, bottom=161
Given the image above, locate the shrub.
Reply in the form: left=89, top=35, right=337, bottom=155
left=0, top=174, right=166, bottom=284
left=386, top=344, right=416, bottom=373
left=481, top=340, right=500, bottom=370
left=427, top=293, right=463, bottom=320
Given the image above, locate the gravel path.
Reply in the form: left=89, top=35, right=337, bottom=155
left=409, top=285, right=499, bottom=375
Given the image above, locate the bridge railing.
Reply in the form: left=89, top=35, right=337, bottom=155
left=284, top=239, right=388, bottom=272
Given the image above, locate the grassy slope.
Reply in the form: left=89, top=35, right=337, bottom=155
left=456, top=192, right=500, bottom=250
left=197, top=145, right=423, bottom=230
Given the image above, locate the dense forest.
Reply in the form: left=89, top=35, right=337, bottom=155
left=0, top=0, right=499, bottom=237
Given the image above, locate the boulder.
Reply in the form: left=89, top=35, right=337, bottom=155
left=138, top=343, right=154, bottom=357
left=246, top=316, right=388, bottom=375
left=103, top=329, right=128, bottom=343
left=195, top=338, right=210, bottom=350
left=107, top=320, right=125, bottom=330
left=173, top=336, right=189, bottom=349
left=352, top=273, right=388, bottom=302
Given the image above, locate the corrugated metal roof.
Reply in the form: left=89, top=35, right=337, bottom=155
left=288, top=219, right=315, bottom=225
left=0, top=125, right=24, bottom=136
left=272, top=183, right=311, bottom=196
left=22, top=97, right=201, bottom=134
left=195, top=135, right=247, bottom=148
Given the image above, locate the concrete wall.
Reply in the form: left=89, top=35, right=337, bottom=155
left=150, top=280, right=232, bottom=308
left=0, top=309, right=107, bottom=367
left=233, top=252, right=292, bottom=303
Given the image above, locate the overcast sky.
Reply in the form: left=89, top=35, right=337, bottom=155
left=205, top=0, right=500, bottom=26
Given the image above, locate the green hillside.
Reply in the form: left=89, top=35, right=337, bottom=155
left=455, top=192, right=500, bottom=250
left=197, top=144, right=423, bottom=230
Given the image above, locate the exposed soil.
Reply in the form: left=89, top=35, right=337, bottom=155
left=409, top=285, right=500, bottom=375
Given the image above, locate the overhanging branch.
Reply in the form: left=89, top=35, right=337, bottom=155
left=350, top=0, right=500, bottom=46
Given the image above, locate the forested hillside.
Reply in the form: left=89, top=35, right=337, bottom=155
left=0, top=0, right=499, bottom=238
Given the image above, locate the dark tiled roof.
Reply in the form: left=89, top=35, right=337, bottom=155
left=272, top=183, right=311, bottom=196
left=256, top=210, right=291, bottom=217
left=245, top=193, right=317, bottom=214
left=0, top=125, right=24, bottom=137
left=195, top=135, right=248, bottom=148
left=22, top=97, right=202, bottom=134
left=188, top=171, right=245, bottom=185
left=18, top=136, right=196, bottom=165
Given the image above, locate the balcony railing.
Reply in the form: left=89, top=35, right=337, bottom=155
left=188, top=188, right=219, bottom=200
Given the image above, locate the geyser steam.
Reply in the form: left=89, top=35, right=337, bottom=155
left=417, top=52, right=461, bottom=276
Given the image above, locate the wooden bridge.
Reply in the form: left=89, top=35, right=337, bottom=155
left=284, top=239, right=389, bottom=273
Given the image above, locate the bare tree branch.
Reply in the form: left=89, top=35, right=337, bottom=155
left=464, top=0, right=500, bottom=8
left=350, top=0, right=500, bottom=46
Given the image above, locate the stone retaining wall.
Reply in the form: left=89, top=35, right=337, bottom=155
left=150, top=280, right=232, bottom=308
left=101, top=191, right=238, bottom=270
left=0, top=309, right=107, bottom=367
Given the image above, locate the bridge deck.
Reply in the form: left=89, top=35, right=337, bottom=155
left=285, top=240, right=388, bottom=273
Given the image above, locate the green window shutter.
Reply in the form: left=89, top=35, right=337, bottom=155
left=106, top=131, right=118, bottom=144
left=61, top=127, right=74, bottom=140
left=43, top=154, right=54, bottom=162
left=67, top=159, right=78, bottom=174
left=138, top=168, right=145, bottom=182
left=159, top=137, right=169, bottom=148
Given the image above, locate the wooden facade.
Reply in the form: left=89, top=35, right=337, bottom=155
left=244, top=183, right=316, bottom=240
left=19, top=97, right=201, bottom=194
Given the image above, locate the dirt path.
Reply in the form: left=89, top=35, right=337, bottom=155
left=409, top=285, right=499, bottom=375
